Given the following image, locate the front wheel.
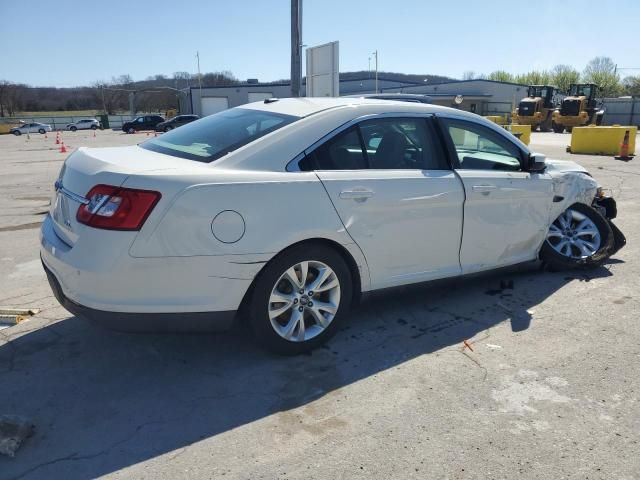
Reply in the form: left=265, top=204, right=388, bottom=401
left=13, top=130, right=21, bottom=136
left=38, top=128, right=46, bottom=134
left=248, top=244, right=352, bottom=354
left=70, top=126, right=77, bottom=132
left=540, top=203, right=614, bottom=270
left=91, top=125, right=97, bottom=130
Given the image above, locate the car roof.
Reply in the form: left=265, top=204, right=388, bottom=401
left=243, top=96, right=460, bottom=118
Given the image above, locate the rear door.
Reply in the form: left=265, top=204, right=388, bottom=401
left=438, top=116, right=554, bottom=273
left=307, top=116, right=465, bottom=289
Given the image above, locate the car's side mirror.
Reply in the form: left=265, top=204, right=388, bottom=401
left=528, top=152, right=547, bottom=173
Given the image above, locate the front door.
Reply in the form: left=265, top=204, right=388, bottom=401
left=439, top=116, right=554, bottom=273
left=307, top=116, right=465, bottom=289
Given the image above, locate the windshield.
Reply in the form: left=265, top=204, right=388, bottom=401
left=140, top=108, right=298, bottom=162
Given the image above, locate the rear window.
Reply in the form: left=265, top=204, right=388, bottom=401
left=140, top=108, right=297, bottom=162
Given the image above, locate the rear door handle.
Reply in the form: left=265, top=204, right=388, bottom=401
left=339, top=188, right=375, bottom=200
left=472, top=185, right=497, bottom=195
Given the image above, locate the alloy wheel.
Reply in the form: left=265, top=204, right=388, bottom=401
left=547, top=208, right=601, bottom=259
left=268, top=260, right=341, bottom=342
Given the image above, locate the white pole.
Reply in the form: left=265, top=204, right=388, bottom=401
left=373, top=50, right=378, bottom=93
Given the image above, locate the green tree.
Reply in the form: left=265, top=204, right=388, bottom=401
left=622, top=75, right=640, bottom=96
left=515, top=71, right=552, bottom=86
left=487, top=70, right=514, bottom=83
left=583, top=57, right=622, bottom=97
left=551, top=64, right=580, bottom=93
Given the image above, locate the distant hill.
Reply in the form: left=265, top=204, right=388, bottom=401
left=338, top=71, right=455, bottom=84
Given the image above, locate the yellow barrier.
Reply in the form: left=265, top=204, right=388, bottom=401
left=0, top=124, right=14, bottom=134
left=504, top=124, right=531, bottom=145
left=570, top=125, right=637, bottom=155
left=484, top=115, right=507, bottom=125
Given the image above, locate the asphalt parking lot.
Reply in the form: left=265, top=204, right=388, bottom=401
left=0, top=128, right=638, bottom=479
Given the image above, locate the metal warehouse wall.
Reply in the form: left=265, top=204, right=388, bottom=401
left=602, top=98, right=640, bottom=126
left=382, top=80, right=527, bottom=117
left=185, top=78, right=417, bottom=115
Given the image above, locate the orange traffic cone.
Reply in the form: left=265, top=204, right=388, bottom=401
left=616, top=130, right=633, bottom=160
left=146, top=131, right=150, bottom=136
left=59, top=142, right=67, bottom=153
left=55, top=132, right=60, bottom=145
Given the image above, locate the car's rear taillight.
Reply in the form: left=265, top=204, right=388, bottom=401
left=76, top=185, right=161, bottom=231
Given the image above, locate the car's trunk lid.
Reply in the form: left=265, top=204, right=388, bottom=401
left=50, top=145, right=200, bottom=246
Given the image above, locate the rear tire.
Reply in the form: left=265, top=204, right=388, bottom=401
left=91, top=125, right=97, bottom=130
left=540, top=203, right=614, bottom=270
left=565, top=126, right=573, bottom=133
left=552, top=122, right=564, bottom=133
left=248, top=244, right=352, bottom=355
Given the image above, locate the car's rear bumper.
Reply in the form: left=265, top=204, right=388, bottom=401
left=42, top=259, right=236, bottom=332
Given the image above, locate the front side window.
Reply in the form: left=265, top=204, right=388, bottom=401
left=140, top=107, right=297, bottom=162
left=440, top=118, right=523, bottom=171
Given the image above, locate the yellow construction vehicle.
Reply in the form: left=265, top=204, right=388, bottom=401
left=552, top=83, right=604, bottom=133
left=512, top=85, right=557, bottom=132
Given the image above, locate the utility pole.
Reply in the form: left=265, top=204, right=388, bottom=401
left=290, top=0, right=302, bottom=97
left=368, top=56, right=371, bottom=78
left=196, top=51, right=203, bottom=93
left=372, top=50, right=378, bottom=93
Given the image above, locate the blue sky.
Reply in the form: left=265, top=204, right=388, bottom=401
left=1, top=0, right=638, bottom=87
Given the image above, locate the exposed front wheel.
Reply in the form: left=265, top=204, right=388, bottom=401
left=249, top=244, right=352, bottom=354
left=127, top=127, right=135, bottom=134
left=540, top=203, right=614, bottom=269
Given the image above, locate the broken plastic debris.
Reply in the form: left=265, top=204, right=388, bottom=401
left=0, top=308, right=40, bottom=328
left=0, top=415, right=34, bottom=457
left=485, top=343, right=503, bottom=350
left=463, top=339, right=474, bottom=352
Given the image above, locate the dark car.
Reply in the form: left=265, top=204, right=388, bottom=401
left=155, top=114, right=199, bottom=132
left=122, top=115, right=164, bottom=134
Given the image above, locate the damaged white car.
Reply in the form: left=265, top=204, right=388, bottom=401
left=41, top=98, right=625, bottom=354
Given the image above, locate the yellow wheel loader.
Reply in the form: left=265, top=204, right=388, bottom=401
left=552, top=83, right=604, bottom=133
left=512, top=85, right=557, bottom=132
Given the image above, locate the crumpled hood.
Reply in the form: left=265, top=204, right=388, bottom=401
left=544, top=159, right=589, bottom=175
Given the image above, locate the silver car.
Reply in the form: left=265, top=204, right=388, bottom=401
left=10, top=122, right=53, bottom=135
left=66, top=119, right=100, bottom=131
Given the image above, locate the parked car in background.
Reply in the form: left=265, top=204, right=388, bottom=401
left=345, top=93, right=433, bottom=104
left=66, top=119, right=100, bottom=131
left=43, top=98, right=625, bottom=354
left=10, top=122, right=53, bottom=135
left=121, top=115, right=164, bottom=133
left=155, top=114, right=199, bottom=132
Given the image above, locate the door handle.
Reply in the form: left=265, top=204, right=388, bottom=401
left=339, top=189, right=375, bottom=200
left=472, top=185, right=497, bottom=195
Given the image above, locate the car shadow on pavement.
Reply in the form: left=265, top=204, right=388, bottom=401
left=0, top=262, right=615, bottom=479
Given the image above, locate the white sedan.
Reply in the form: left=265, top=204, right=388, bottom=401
left=41, top=98, right=625, bottom=353
left=10, top=122, right=52, bottom=135
left=66, top=119, right=100, bottom=131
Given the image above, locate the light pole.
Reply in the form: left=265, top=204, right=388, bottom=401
left=372, top=50, right=378, bottom=93
left=290, top=0, right=303, bottom=97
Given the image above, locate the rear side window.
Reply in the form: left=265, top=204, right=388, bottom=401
left=301, top=117, right=448, bottom=171
left=140, top=108, right=297, bottom=162
left=306, top=127, right=367, bottom=170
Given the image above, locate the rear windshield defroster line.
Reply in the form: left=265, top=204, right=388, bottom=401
left=140, top=108, right=298, bottom=163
